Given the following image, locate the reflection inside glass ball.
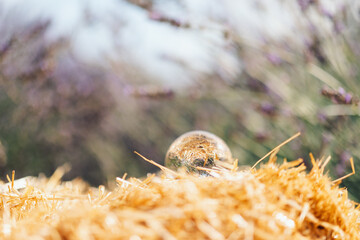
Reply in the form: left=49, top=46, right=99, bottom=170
left=165, top=130, right=232, bottom=175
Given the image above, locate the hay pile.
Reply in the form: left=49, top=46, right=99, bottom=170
left=0, top=154, right=359, bottom=240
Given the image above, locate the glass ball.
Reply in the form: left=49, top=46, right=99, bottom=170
left=165, top=130, right=232, bottom=174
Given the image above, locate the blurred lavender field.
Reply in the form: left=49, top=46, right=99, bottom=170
left=1, top=0, right=360, bottom=200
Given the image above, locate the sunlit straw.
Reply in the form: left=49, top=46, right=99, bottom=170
left=251, top=132, right=301, bottom=169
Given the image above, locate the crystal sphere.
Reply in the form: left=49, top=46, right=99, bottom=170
left=165, top=130, right=232, bottom=174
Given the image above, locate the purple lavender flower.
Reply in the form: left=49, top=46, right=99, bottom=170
left=267, top=53, right=283, bottom=65
left=345, top=93, right=352, bottom=104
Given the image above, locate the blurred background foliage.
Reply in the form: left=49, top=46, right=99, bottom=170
left=1, top=0, right=360, bottom=201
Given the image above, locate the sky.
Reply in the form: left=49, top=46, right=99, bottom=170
left=1, top=0, right=346, bottom=88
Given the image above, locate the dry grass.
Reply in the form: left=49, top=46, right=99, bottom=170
left=0, top=145, right=359, bottom=239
